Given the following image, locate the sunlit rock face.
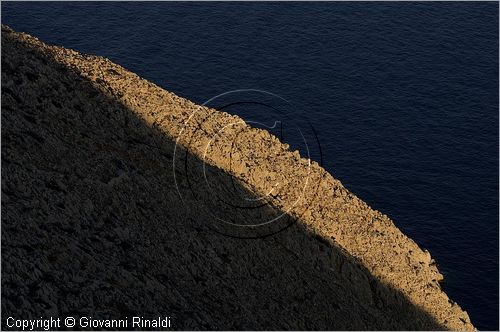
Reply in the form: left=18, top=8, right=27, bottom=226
left=1, top=25, right=474, bottom=330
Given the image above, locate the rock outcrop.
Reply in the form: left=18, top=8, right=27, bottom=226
left=1, top=25, right=474, bottom=330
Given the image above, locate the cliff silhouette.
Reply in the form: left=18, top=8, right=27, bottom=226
left=1, top=26, right=474, bottom=330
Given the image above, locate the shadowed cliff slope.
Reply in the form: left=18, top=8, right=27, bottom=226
left=2, top=26, right=474, bottom=330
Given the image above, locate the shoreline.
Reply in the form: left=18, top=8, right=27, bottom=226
left=1, top=25, right=475, bottom=330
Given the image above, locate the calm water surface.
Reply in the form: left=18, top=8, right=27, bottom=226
left=2, top=2, right=498, bottom=329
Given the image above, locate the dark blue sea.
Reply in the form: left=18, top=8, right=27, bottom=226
left=2, top=2, right=498, bottom=330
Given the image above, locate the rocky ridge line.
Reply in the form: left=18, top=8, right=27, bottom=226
left=1, top=26, right=474, bottom=330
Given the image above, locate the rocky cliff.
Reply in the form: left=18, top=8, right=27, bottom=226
left=1, top=25, right=474, bottom=330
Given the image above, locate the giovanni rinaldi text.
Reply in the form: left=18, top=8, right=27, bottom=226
left=6, top=316, right=172, bottom=330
